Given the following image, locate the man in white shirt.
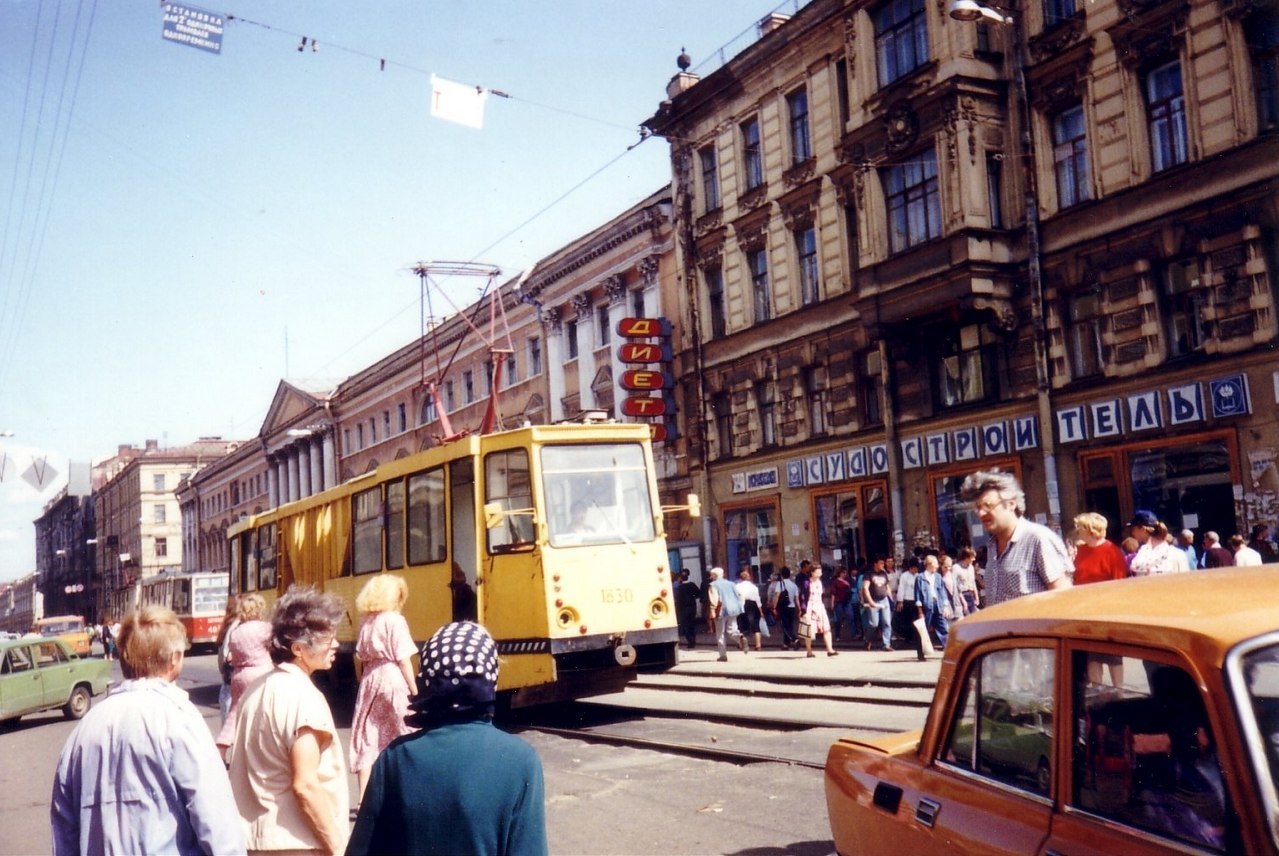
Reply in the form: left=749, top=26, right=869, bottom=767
left=1231, top=534, right=1264, bottom=566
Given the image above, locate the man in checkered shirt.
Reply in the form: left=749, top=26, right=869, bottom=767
left=959, top=470, right=1072, bottom=606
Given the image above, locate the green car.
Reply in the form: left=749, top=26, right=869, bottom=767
left=0, top=636, right=111, bottom=726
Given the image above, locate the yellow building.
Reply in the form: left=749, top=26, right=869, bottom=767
left=645, top=0, right=1278, bottom=572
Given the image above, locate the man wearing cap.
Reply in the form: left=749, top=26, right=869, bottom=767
left=706, top=566, right=744, bottom=662
left=959, top=470, right=1072, bottom=607
left=1128, top=509, right=1190, bottom=575
left=347, top=622, right=547, bottom=856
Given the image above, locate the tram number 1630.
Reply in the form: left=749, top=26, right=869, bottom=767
left=600, top=587, right=635, bottom=604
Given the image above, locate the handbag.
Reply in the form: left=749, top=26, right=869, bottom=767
left=912, top=615, right=936, bottom=657
left=798, top=616, right=813, bottom=640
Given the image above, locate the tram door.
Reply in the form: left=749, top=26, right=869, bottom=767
left=450, top=459, right=477, bottom=591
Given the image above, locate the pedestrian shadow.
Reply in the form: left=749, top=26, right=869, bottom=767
left=187, top=683, right=221, bottom=709
left=728, top=841, right=836, bottom=856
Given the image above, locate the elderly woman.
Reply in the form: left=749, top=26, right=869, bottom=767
left=216, top=592, right=274, bottom=752
left=227, top=586, right=348, bottom=856
left=1072, top=512, right=1129, bottom=586
left=347, top=622, right=547, bottom=856
left=350, top=574, right=417, bottom=801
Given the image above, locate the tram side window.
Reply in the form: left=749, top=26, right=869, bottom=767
left=485, top=449, right=534, bottom=552
left=259, top=524, right=277, bottom=590
left=386, top=480, right=406, bottom=570
left=407, top=467, right=447, bottom=565
left=353, top=487, right=384, bottom=574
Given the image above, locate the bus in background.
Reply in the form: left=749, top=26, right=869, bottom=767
left=138, top=571, right=230, bottom=649
left=32, top=615, right=92, bottom=657
left=229, top=419, right=690, bottom=707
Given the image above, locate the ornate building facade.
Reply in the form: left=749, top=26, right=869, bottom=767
left=645, top=0, right=1278, bottom=574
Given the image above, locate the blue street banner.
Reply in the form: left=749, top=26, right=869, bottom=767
left=162, top=4, right=225, bottom=55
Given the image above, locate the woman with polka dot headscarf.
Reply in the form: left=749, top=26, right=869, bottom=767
left=346, top=622, right=548, bottom=856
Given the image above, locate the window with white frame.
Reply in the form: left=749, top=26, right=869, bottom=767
left=1052, top=105, right=1091, bottom=208
left=875, top=0, right=929, bottom=87
left=796, top=226, right=819, bottom=305
left=884, top=149, right=942, bottom=254
left=699, top=144, right=720, bottom=211
left=747, top=248, right=771, bottom=323
left=1145, top=60, right=1188, bottom=172
left=787, top=87, right=811, bottom=163
left=741, top=117, right=764, bottom=190
left=421, top=394, right=437, bottom=424
left=154, top=504, right=166, bottom=524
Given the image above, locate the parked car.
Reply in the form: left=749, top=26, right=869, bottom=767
left=0, top=636, right=111, bottom=725
left=825, top=565, right=1279, bottom=855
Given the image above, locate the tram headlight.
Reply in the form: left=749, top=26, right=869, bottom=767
left=555, top=606, right=579, bottom=630
left=648, top=598, right=668, bottom=619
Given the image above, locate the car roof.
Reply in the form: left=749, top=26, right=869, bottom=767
left=953, top=565, right=1279, bottom=665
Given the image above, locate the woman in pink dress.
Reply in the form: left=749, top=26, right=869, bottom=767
left=215, top=592, right=274, bottom=752
left=350, top=574, right=418, bottom=801
left=801, top=568, right=839, bottom=658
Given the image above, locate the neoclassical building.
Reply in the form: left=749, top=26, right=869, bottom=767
left=645, top=0, right=1278, bottom=574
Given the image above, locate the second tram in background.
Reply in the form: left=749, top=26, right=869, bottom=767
left=108, top=571, right=229, bottom=649
left=228, top=420, right=687, bottom=707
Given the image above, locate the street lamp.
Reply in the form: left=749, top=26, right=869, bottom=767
left=948, top=0, right=1062, bottom=530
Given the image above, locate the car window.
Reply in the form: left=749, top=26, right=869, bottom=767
left=1229, top=639, right=1279, bottom=851
left=1072, top=651, right=1229, bottom=851
left=942, top=646, right=1055, bottom=797
left=3, top=647, right=34, bottom=673
left=35, top=642, right=66, bottom=667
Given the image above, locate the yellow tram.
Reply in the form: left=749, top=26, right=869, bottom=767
left=227, top=420, right=682, bottom=706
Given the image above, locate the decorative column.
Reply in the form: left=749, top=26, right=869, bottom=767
left=573, top=293, right=595, bottom=412
left=309, top=438, right=324, bottom=494
left=544, top=308, right=565, bottom=422
left=604, top=275, right=628, bottom=421
left=267, top=457, right=279, bottom=508
left=298, top=443, right=312, bottom=498
left=322, top=430, right=337, bottom=489
left=287, top=450, right=300, bottom=504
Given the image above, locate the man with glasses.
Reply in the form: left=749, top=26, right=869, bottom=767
left=959, top=471, right=1072, bottom=607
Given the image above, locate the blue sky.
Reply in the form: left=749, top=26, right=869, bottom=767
left=0, top=0, right=796, bottom=580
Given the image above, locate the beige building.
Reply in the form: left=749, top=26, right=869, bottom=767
left=645, top=0, right=1278, bottom=573
left=95, top=438, right=238, bottom=618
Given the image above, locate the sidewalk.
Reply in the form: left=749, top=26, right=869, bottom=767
left=669, top=627, right=944, bottom=688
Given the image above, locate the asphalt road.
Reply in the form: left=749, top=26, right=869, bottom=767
left=1, top=652, right=841, bottom=855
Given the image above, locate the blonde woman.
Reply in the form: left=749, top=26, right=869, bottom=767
left=216, top=592, right=273, bottom=751
left=350, top=574, right=418, bottom=801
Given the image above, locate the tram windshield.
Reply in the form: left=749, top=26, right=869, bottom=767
left=542, top=443, right=656, bottom=548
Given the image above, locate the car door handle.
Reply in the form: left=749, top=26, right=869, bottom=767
left=916, top=797, right=941, bottom=828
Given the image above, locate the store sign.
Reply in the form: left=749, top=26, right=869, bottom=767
left=615, top=316, right=678, bottom=442
left=731, top=467, right=779, bottom=494
left=901, top=415, right=1038, bottom=470
left=1057, top=373, right=1245, bottom=443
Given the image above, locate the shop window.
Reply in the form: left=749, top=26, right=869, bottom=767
left=1068, top=289, right=1104, bottom=379
left=1251, top=11, right=1279, bottom=130
left=1052, top=105, right=1091, bottom=208
left=787, top=86, right=812, bottom=164
left=706, top=266, right=727, bottom=339
left=712, top=393, right=734, bottom=458
left=724, top=504, right=780, bottom=580
left=741, top=117, right=764, bottom=191
left=699, top=144, right=720, bottom=211
left=942, top=646, right=1056, bottom=796
left=1162, top=257, right=1207, bottom=357
left=796, top=226, right=819, bottom=305
left=815, top=484, right=891, bottom=570
left=1145, top=60, right=1188, bottom=172
left=884, top=149, right=942, bottom=254
left=1072, top=652, right=1229, bottom=851
left=756, top=382, right=777, bottom=447
left=933, top=323, right=999, bottom=410
left=748, top=248, right=771, bottom=323
left=875, top=0, right=930, bottom=87
left=805, top=367, right=829, bottom=436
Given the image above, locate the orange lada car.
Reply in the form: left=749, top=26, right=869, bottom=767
left=825, top=565, right=1279, bottom=855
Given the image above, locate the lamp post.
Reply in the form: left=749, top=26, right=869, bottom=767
left=948, top=0, right=1061, bottom=531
